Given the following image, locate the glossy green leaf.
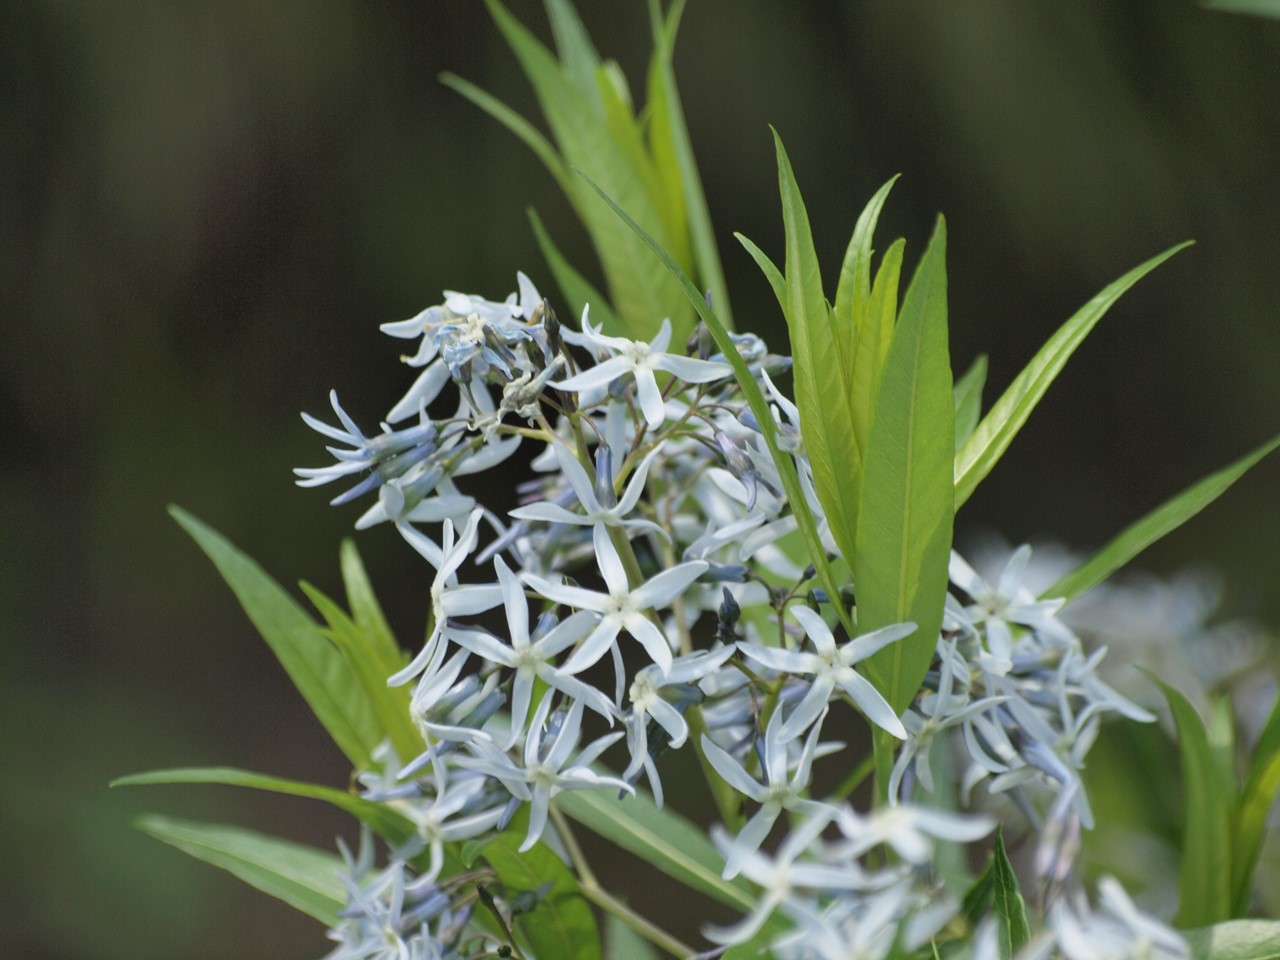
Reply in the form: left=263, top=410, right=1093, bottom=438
left=1185, top=920, right=1280, bottom=960
left=855, top=217, right=954, bottom=716
left=482, top=0, right=688, bottom=340
left=301, top=582, right=422, bottom=763
left=574, top=168, right=855, bottom=639
left=772, top=130, right=861, bottom=565
left=482, top=831, right=601, bottom=960
left=1233, top=694, right=1280, bottom=914
left=113, top=766, right=415, bottom=846
left=991, top=827, right=1030, bottom=958
left=527, top=207, right=619, bottom=333
left=1044, top=433, right=1280, bottom=601
left=1157, top=678, right=1234, bottom=927
left=953, top=353, right=988, bottom=452
left=171, top=506, right=381, bottom=769
left=734, top=231, right=786, bottom=314
left=954, top=242, right=1192, bottom=508
left=136, top=815, right=345, bottom=926
left=646, top=0, right=731, bottom=327
left=850, top=236, right=905, bottom=457
left=605, top=914, right=660, bottom=960
left=554, top=789, right=755, bottom=911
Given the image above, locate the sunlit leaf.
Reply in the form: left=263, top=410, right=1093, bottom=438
left=1185, top=920, right=1280, bottom=960
left=1233, top=694, right=1280, bottom=915
left=834, top=174, right=900, bottom=351
left=171, top=506, right=380, bottom=769
left=954, top=242, right=1192, bottom=508
left=527, top=207, right=620, bottom=332
left=735, top=231, right=786, bottom=313
left=850, top=236, right=905, bottom=456
left=855, top=216, right=954, bottom=716
left=136, top=815, right=345, bottom=926
left=991, top=827, right=1030, bottom=958
left=953, top=353, right=988, bottom=452
left=772, top=129, right=861, bottom=564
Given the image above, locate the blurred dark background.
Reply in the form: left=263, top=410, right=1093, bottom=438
left=3, top=1, right=1279, bottom=956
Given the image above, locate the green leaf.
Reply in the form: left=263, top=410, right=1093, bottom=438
left=113, top=766, right=415, bottom=847
left=850, top=236, right=905, bottom=457
left=646, top=0, right=731, bottom=327
left=483, top=0, right=689, bottom=340
left=528, top=206, right=620, bottom=333
left=170, top=506, right=381, bottom=769
left=834, top=174, right=900, bottom=341
left=953, top=354, right=988, bottom=452
left=554, top=789, right=755, bottom=911
left=605, top=913, right=660, bottom=960
left=855, top=216, right=954, bottom=717
left=544, top=0, right=602, bottom=110
left=1233, top=694, right=1280, bottom=914
left=991, top=826, right=1030, bottom=958
left=1185, top=920, right=1280, bottom=960
left=573, top=167, right=856, bottom=640
left=482, top=832, right=601, bottom=960
left=772, top=129, right=861, bottom=565
left=300, top=581, right=422, bottom=762
left=1156, top=678, right=1235, bottom=927
left=734, top=231, right=786, bottom=314
left=954, top=242, right=1192, bottom=508
left=1203, top=0, right=1280, bottom=18
left=1043, top=433, right=1280, bottom=601
left=340, top=539, right=402, bottom=668
left=135, top=815, right=345, bottom=926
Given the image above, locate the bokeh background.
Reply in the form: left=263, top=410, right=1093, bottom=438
left=4, top=1, right=1279, bottom=956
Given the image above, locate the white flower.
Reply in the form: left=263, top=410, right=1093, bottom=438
left=834, top=803, right=995, bottom=865
left=553, top=315, right=732, bottom=429
left=521, top=524, right=708, bottom=681
left=739, top=605, right=914, bottom=741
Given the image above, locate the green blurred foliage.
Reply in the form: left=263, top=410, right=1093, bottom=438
left=3, top=1, right=1279, bottom=956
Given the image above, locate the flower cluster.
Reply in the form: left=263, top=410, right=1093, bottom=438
left=298, top=275, right=1186, bottom=959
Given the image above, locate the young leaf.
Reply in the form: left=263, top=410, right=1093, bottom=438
left=1232, top=694, right=1280, bottom=915
left=1184, top=919, right=1280, bottom=960
left=339, top=538, right=401, bottom=668
left=554, top=789, right=756, bottom=911
left=1156, top=678, right=1235, bottom=927
left=771, top=129, right=861, bottom=564
left=954, top=242, right=1192, bottom=508
left=170, top=506, right=381, bottom=770
left=135, top=815, right=345, bottom=926
left=855, top=216, right=954, bottom=717
left=528, top=206, right=620, bottom=333
left=544, top=0, right=603, bottom=110
left=605, top=913, right=660, bottom=960
left=482, top=831, right=602, bottom=960
left=1043, top=433, right=1280, bottom=601
left=953, top=353, right=988, bottom=452
left=834, top=174, right=900, bottom=338
left=991, top=826, right=1031, bottom=958
left=646, top=0, right=732, bottom=327
left=113, top=766, right=415, bottom=847
left=849, top=236, right=905, bottom=456
left=572, top=167, right=856, bottom=639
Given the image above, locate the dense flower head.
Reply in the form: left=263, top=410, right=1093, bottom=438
left=298, top=275, right=1190, bottom=959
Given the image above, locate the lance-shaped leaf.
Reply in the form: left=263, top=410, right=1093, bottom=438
left=954, top=242, right=1192, bottom=508
left=483, top=831, right=602, bottom=960
left=1156, top=678, right=1234, bottom=927
left=1184, top=920, right=1280, bottom=960
left=528, top=206, right=620, bottom=333
left=1044, top=433, right=1280, bottom=601
left=574, top=168, right=856, bottom=638
left=855, top=216, right=954, bottom=716
left=850, top=236, right=906, bottom=456
left=991, top=826, right=1031, bottom=959
left=136, top=815, right=345, bottom=926
left=735, top=232, right=786, bottom=313
left=1233, top=695, right=1280, bottom=915
left=114, top=767, right=415, bottom=847
left=834, top=175, right=900, bottom=360
left=771, top=130, right=861, bottom=563
left=171, top=506, right=381, bottom=770
left=953, top=353, right=988, bottom=452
